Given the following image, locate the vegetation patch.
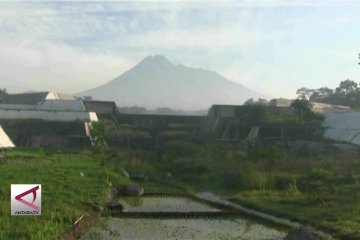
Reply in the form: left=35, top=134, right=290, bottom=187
left=0, top=148, right=128, bottom=240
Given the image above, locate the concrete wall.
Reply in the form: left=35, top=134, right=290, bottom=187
left=1, top=120, right=91, bottom=148
left=83, top=101, right=119, bottom=116
left=41, top=100, right=86, bottom=111
left=0, top=109, right=98, bottom=122
left=208, top=105, right=237, bottom=118
left=0, top=100, right=86, bottom=112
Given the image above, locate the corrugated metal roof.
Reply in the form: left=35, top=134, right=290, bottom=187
left=323, top=112, right=360, bottom=145
left=0, top=92, right=49, bottom=105
left=0, top=126, right=15, bottom=148
left=0, top=92, right=75, bottom=105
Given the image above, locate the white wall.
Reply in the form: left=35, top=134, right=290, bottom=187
left=0, top=109, right=98, bottom=122
left=0, top=100, right=86, bottom=112
left=0, top=126, right=15, bottom=148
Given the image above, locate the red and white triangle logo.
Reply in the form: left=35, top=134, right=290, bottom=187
left=15, top=185, right=40, bottom=211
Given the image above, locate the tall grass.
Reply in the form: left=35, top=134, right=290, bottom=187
left=0, top=148, right=128, bottom=239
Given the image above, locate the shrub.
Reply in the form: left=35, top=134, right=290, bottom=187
left=308, top=167, right=333, bottom=180
left=89, top=121, right=107, bottom=153
left=233, top=171, right=273, bottom=191
left=158, top=130, right=192, bottom=141
left=274, top=175, right=296, bottom=190
left=162, top=141, right=199, bottom=161
left=247, top=145, right=287, bottom=160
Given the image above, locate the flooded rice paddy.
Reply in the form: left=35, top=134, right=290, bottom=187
left=119, top=196, right=221, bottom=212
left=83, top=217, right=286, bottom=240
left=82, top=196, right=287, bottom=240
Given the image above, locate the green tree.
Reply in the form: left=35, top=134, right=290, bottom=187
left=335, top=79, right=358, bottom=95
left=0, top=88, right=7, bottom=98
left=290, top=99, right=314, bottom=121
left=310, top=87, right=334, bottom=102
left=244, top=98, right=268, bottom=106
left=243, top=98, right=254, bottom=105
left=89, top=121, right=107, bottom=153
left=300, top=80, right=360, bottom=109
left=296, top=87, right=314, bottom=100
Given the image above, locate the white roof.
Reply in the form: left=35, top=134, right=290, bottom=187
left=312, top=102, right=350, bottom=114
left=45, top=92, right=75, bottom=100
left=0, top=126, right=15, bottom=148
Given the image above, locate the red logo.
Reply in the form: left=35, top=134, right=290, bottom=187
left=15, top=185, right=40, bottom=211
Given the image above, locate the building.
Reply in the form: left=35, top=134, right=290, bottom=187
left=268, top=98, right=351, bottom=114
left=0, top=92, right=98, bottom=122
left=0, top=92, right=98, bottom=148
left=311, top=102, right=350, bottom=114
left=0, top=125, right=15, bottom=149
left=323, top=112, right=360, bottom=145
left=207, top=104, right=317, bottom=141
left=83, top=100, right=120, bottom=120
left=0, top=125, right=15, bottom=163
left=0, top=91, right=75, bottom=105
left=268, top=98, right=293, bottom=107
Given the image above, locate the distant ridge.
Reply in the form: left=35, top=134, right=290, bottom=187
left=78, top=55, right=264, bottom=110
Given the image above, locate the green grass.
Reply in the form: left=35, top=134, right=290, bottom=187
left=233, top=190, right=360, bottom=239
left=9, top=143, right=352, bottom=239
left=108, top=143, right=360, bottom=239
left=0, top=148, right=128, bottom=240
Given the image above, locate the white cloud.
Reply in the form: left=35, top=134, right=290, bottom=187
left=0, top=1, right=359, bottom=98
left=0, top=39, right=134, bottom=93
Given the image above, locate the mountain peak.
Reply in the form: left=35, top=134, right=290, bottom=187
left=139, top=55, right=173, bottom=68
left=79, top=55, right=264, bottom=110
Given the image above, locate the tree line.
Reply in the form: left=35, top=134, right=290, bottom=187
left=0, top=88, right=7, bottom=98
left=296, top=79, right=360, bottom=108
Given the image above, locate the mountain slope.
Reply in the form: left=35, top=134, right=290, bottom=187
left=78, top=55, right=264, bottom=110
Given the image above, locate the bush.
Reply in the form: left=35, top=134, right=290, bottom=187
left=108, top=127, right=151, bottom=139
left=274, top=175, right=296, bottom=190
left=174, top=162, right=210, bottom=177
left=247, top=145, right=287, bottom=160
left=89, top=121, right=107, bottom=153
left=307, top=167, right=333, bottom=180
left=162, top=140, right=199, bottom=161
left=233, top=171, right=274, bottom=191
left=158, top=130, right=192, bottom=141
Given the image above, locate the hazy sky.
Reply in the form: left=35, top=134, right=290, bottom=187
left=0, top=0, right=359, bottom=98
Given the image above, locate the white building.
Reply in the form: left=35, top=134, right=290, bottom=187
left=0, top=92, right=98, bottom=122
left=0, top=125, right=15, bottom=149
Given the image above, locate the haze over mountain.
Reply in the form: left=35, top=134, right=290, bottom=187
left=78, top=55, right=264, bottom=110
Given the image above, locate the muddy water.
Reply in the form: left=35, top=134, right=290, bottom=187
left=119, top=196, right=221, bottom=212
left=83, top=217, right=285, bottom=240
left=82, top=196, right=286, bottom=240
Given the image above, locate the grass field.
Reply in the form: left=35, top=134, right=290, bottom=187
left=2, top=144, right=360, bottom=239
left=233, top=190, right=360, bottom=239
left=0, top=148, right=128, bottom=240
left=110, top=142, right=360, bottom=239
